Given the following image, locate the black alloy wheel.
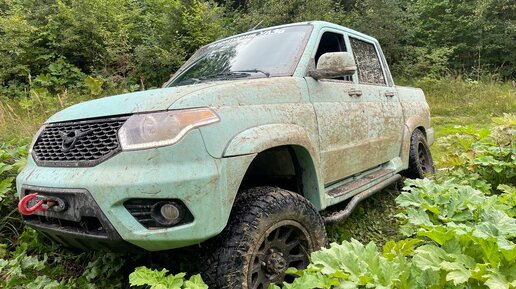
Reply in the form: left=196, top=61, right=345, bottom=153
left=201, top=187, right=327, bottom=289
left=249, top=220, right=312, bottom=287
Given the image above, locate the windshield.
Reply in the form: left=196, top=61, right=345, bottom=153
left=166, top=25, right=312, bottom=87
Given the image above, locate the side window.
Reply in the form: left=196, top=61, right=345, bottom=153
left=314, top=32, right=351, bottom=81
left=349, top=37, right=386, bottom=85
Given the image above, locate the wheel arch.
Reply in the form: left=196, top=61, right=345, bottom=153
left=400, top=115, right=431, bottom=169
left=223, top=124, right=323, bottom=210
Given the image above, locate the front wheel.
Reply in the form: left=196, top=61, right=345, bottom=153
left=404, top=129, right=435, bottom=179
left=201, top=187, right=327, bottom=289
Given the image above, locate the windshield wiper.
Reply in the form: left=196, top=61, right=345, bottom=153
left=174, top=70, right=270, bottom=86
left=232, top=69, right=270, bottom=77
left=197, top=71, right=250, bottom=81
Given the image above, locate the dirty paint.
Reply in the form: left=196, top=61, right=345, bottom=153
left=17, top=21, right=432, bottom=252
left=17, top=130, right=254, bottom=251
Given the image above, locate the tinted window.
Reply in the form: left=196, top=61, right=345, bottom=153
left=167, top=25, right=312, bottom=87
left=315, top=32, right=346, bottom=65
left=314, top=32, right=351, bottom=81
left=349, top=38, right=386, bottom=85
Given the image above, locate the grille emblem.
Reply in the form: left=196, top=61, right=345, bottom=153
left=59, top=129, right=92, bottom=152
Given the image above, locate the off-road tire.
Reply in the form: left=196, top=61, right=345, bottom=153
left=404, top=129, right=435, bottom=179
left=200, top=187, right=327, bottom=289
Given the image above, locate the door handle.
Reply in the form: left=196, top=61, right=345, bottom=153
left=385, top=92, right=396, bottom=97
left=349, top=89, right=362, bottom=97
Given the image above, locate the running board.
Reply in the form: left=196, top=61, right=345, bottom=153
left=323, top=174, right=402, bottom=224
left=327, top=168, right=395, bottom=197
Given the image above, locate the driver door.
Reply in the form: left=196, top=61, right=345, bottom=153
left=306, top=29, right=374, bottom=184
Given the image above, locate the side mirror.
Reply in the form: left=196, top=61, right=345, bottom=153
left=309, top=52, right=357, bottom=80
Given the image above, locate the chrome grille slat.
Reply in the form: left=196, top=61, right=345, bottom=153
left=32, top=116, right=129, bottom=167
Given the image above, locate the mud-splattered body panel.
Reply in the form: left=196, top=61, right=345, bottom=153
left=17, top=21, right=432, bottom=251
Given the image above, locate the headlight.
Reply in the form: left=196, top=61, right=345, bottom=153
left=118, top=108, right=219, bottom=151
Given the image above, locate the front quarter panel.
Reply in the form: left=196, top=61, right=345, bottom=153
left=169, top=77, right=318, bottom=159
left=171, top=77, right=325, bottom=208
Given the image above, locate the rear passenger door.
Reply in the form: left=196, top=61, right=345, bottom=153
left=348, top=37, right=404, bottom=169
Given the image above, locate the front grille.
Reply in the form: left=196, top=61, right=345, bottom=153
left=32, top=116, right=128, bottom=167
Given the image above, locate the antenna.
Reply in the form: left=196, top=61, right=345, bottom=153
left=249, top=20, right=264, bottom=31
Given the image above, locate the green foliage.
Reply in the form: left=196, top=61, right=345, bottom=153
left=409, top=0, right=515, bottom=79
left=271, top=239, right=420, bottom=289
left=326, top=186, right=404, bottom=247
left=0, top=0, right=228, bottom=93
left=0, top=228, right=128, bottom=288
left=0, top=141, right=28, bottom=247
left=279, top=179, right=516, bottom=288
left=436, top=114, right=515, bottom=191
left=399, top=179, right=516, bottom=289
left=232, top=0, right=340, bottom=29
left=129, top=266, right=208, bottom=289
left=1, top=0, right=514, bottom=96
left=278, top=117, right=516, bottom=289
left=84, top=76, right=104, bottom=96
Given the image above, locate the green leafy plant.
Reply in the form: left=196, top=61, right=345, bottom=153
left=129, top=266, right=208, bottom=289
left=436, top=113, right=515, bottom=192
left=0, top=141, right=28, bottom=246
left=0, top=229, right=128, bottom=289
left=277, top=178, right=516, bottom=289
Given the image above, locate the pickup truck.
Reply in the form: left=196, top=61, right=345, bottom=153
left=16, top=21, right=434, bottom=289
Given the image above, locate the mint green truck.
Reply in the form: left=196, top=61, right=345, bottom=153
left=16, top=21, right=434, bottom=288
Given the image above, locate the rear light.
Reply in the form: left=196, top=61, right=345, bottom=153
left=124, top=199, right=193, bottom=229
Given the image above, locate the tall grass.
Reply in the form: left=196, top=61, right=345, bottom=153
left=401, top=77, right=515, bottom=128
left=0, top=87, right=129, bottom=142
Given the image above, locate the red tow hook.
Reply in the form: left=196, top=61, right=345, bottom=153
left=18, top=193, right=48, bottom=216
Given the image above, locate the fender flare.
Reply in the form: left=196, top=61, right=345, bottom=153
left=223, top=124, right=323, bottom=209
left=400, top=115, right=432, bottom=168
left=223, top=124, right=319, bottom=161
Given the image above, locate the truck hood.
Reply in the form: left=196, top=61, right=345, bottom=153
left=46, top=82, right=224, bottom=123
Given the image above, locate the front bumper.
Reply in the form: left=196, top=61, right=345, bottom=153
left=16, top=130, right=255, bottom=251
left=21, top=185, right=138, bottom=251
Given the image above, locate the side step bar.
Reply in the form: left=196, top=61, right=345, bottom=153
left=323, top=174, right=402, bottom=224
left=328, top=168, right=395, bottom=197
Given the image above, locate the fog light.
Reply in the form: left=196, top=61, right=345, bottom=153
left=151, top=201, right=184, bottom=226
left=124, top=199, right=193, bottom=228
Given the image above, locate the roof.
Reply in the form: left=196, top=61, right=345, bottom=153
left=209, top=20, right=379, bottom=46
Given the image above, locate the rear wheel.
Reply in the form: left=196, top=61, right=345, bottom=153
left=404, top=129, right=435, bottom=178
left=201, top=187, right=326, bottom=289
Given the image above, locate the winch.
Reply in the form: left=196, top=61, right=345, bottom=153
left=18, top=193, right=66, bottom=216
